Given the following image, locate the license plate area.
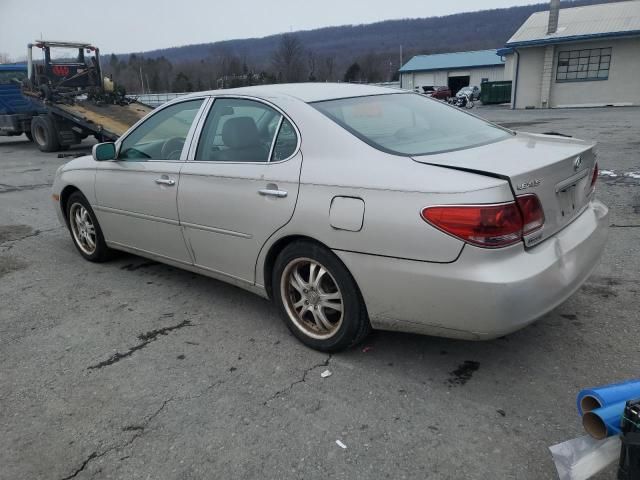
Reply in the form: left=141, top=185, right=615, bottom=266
left=557, top=185, right=577, bottom=219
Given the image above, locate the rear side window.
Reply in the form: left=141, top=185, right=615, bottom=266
left=312, top=93, right=510, bottom=156
left=195, top=98, right=297, bottom=162
left=271, top=119, right=298, bottom=161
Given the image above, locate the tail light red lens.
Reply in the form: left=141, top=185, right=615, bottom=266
left=591, top=162, right=599, bottom=191
left=422, top=194, right=546, bottom=248
left=421, top=203, right=523, bottom=248
left=516, top=194, right=545, bottom=234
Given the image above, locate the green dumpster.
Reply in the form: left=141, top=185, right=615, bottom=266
left=480, top=81, right=512, bottom=105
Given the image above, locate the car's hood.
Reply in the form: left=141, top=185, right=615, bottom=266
left=412, top=132, right=597, bottom=247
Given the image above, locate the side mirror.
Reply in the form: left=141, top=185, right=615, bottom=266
left=92, top=142, right=116, bottom=161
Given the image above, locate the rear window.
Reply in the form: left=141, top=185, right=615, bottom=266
left=312, top=93, right=511, bottom=156
left=0, top=70, right=27, bottom=85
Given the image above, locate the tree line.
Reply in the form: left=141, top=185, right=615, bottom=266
left=104, top=34, right=396, bottom=94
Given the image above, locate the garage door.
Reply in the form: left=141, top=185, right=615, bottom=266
left=414, top=73, right=435, bottom=88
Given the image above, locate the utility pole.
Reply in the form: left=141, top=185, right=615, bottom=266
left=139, top=66, right=145, bottom=94
left=399, top=45, right=403, bottom=68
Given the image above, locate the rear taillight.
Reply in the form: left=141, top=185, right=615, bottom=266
left=591, top=162, right=598, bottom=191
left=421, top=203, right=523, bottom=248
left=516, top=194, right=545, bottom=234
left=421, top=194, right=545, bottom=248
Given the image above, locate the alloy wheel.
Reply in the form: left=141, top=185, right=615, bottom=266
left=69, top=203, right=97, bottom=255
left=280, top=258, right=344, bottom=340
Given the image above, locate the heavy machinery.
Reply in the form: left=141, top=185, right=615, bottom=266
left=22, top=40, right=152, bottom=152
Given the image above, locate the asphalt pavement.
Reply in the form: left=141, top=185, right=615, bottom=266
left=1, top=105, right=638, bottom=479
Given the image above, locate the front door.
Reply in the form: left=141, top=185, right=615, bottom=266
left=178, top=97, right=301, bottom=283
left=94, top=98, right=205, bottom=263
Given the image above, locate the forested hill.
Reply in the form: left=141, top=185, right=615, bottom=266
left=105, top=0, right=623, bottom=93
left=128, top=0, right=622, bottom=66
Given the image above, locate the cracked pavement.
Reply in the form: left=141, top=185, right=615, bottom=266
left=1, top=107, right=639, bottom=480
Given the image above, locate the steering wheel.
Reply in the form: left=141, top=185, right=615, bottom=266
left=161, top=137, right=185, bottom=160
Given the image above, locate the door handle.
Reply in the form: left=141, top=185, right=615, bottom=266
left=258, top=188, right=288, bottom=198
left=155, top=177, right=176, bottom=186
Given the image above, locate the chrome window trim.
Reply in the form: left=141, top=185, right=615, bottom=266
left=114, top=96, right=209, bottom=163
left=186, top=94, right=301, bottom=165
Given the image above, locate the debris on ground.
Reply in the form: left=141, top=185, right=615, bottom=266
left=321, top=369, right=332, bottom=378
left=336, top=440, right=347, bottom=449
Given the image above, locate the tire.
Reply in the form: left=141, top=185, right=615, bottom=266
left=272, top=241, right=371, bottom=352
left=25, top=130, right=33, bottom=142
left=31, top=116, right=60, bottom=152
left=66, top=191, right=113, bottom=262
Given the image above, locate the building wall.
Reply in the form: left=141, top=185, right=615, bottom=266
left=512, top=47, right=546, bottom=108
left=513, top=37, right=640, bottom=108
left=549, top=37, right=640, bottom=107
left=401, top=64, right=505, bottom=91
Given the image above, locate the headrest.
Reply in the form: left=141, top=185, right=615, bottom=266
left=222, top=116, right=260, bottom=149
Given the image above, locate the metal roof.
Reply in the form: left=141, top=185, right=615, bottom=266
left=399, top=50, right=504, bottom=73
left=506, top=1, right=640, bottom=47
left=0, top=64, right=27, bottom=71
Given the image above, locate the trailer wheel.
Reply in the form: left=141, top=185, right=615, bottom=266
left=31, top=116, right=60, bottom=152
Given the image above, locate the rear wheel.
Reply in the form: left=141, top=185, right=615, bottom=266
left=273, top=241, right=370, bottom=352
left=66, top=192, right=113, bottom=262
left=31, top=116, right=60, bottom=152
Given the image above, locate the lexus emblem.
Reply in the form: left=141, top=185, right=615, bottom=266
left=574, top=155, right=582, bottom=171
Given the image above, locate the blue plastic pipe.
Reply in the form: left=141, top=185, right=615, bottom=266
left=576, top=379, right=640, bottom=415
left=582, top=401, right=626, bottom=439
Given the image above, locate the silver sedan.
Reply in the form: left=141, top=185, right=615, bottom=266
left=52, top=83, right=609, bottom=351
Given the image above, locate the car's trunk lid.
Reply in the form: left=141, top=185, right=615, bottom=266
left=412, top=132, right=597, bottom=247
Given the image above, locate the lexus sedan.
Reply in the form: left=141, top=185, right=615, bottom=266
left=52, top=83, right=609, bottom=352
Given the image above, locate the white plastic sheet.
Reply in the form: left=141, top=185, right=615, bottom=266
left=549, top=435, right=621, bottom=480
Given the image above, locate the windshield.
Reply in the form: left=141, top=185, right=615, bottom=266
left=312, top=93, right=511, bottom=156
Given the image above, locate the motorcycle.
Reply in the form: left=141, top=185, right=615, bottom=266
left=449, top=92, right=474, bottom=109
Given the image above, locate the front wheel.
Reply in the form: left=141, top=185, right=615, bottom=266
left=272, top=241, right=370, bottom=352
left=66, top=191, right=113, bottom=262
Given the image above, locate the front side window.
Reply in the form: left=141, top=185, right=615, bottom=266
left=119, top=99, right=203, bottom=161
left=196, top=98, right=294, bottom=162
left=312, top=93, right=510, bottom=156
left=556, top=48, right=611, bottom=82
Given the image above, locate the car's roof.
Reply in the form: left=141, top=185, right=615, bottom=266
left=0, top=64, right=27, bottom=71
left=184, top=82, right=407, bottom=103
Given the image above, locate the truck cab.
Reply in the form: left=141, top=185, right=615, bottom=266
left=0, top=64, right=43, bottom=138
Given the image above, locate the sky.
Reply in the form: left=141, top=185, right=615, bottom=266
left=0, top=0, right=539, bottom=60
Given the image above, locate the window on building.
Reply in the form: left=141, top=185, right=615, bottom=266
left=556, top=47, right=611, bottom=82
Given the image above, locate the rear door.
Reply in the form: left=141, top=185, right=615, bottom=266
left=178, top=96, right=301, bottom=283
left=94, top=98, right=206, bottom=262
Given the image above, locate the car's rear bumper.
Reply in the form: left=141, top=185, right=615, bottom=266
left=335, top=199, right=609, bottom=340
